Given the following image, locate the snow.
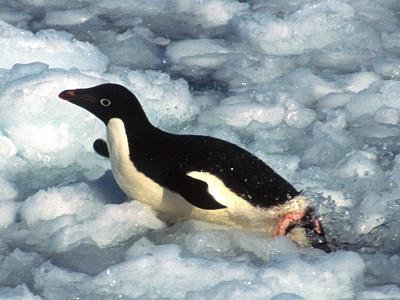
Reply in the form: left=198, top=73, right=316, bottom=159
left=0, top=0, right=400, bottom=298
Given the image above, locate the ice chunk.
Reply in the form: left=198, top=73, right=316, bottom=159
left=0, top=134, right=17, bottom=158
left=373, top=59, right=400, bottom=79
left=335, top=151, right=381, bottom=178
left=186, top=230, right=232, bottom=256
left=302, top=113, right=357, bottom=168
left=125, top=237, right=155, bottom=260
left=358, top=285, right=400, bottom=300
left=347, top=81, right=400, bottom=120
left=176, top=0, right=249, bottom=27
left=21, top=183, right=165, bottom=251
left=49, top=201, right=164, bottom=252
left=44, top=8, right=93, bottom=26
left=374, top=107, right=400, bottom=125
left=233, top=231, right=300, bottom=261
left=261, top=251, right=364, bottom=299
left=33, top=261, right=91, bottom=300
left=0, top=177, right=18, bottom=201
left=271, top=293, right=305, bottom=300
left=98, top=35, right=161, bottom=69
left=231, top=3, right=379, bottom=56
left=354, top=191, right=394, bottom=235
left=151, top=244, right=181, bottom=263
left=0, top=249, right=44, bottom=288
left=0, top=200, right=19, bottom=228
left=285, top=108, right=316, bottom=129
left=20, top=183, right=101, bottom=227
left=214, top=55, right=295, bottom=88
left=6, top=123, right=76, bottom=164
left=199, top=102, right=285, bottom=127
left=317, top=92, right=352, bottom=113
left=166, top=39, right=231, bottom=67
left=126, top=70, right=199, bottom=128
left=364, top=253, right=400, bottom=286
left=254, top=153, right=300, bottom=181
left=86, top=247, right=256, bottom=299
left=0, top=284, right=42, bottom=300
left=0, top=20, right=108, bottom=72
left=381, top=32, right=400, bottom=49
left=269, top=69, right=339, bottom=106
left=345, top=72, right=380, bottom=93
left=307, top=46, right=378, bottom=73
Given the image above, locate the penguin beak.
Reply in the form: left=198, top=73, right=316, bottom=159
left=58, top=90, right=76, bottom=101
left=58, top=88, right=96, bottom=107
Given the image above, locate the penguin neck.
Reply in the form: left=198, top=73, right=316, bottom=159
left=109, top=102, right=159, bottom=140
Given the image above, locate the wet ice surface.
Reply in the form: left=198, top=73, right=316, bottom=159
left=0, top=0, right=400, bottom=299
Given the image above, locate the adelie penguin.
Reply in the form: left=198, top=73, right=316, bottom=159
left=59, top=83, right=331, bottom=252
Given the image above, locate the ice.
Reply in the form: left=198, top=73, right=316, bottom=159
left=374, top=107, right=400, bottom=125
left=285, top=108, right=316, bottom=129
left=124, top=237, right=155, bottom=260
left=21, top=184, right=165, bottom=252
left=44, top=8, right=94, bottom=26
left=271, top=293, right=305, bottom=300
left=125, top=70, right=200, bottom=128
left=0, top=177, right=18, bottom=201
left=166, top=39, right=232, bottom=74
left=347, top=81, right=400, bottom=120
left=0, top=249, right=44, bottom=288
left=230, top=2, right=379, bottom=56
left=214, top=55, right=296, bottom=88
left=0, top=200, right=19, bottom=228
left=0, top=0, right=399, bottom=298
left=261, top=251, right=365, bottom=299
left=0, top=20, right=108, bottom=73
left=345, top=71, right=381, bottom=93
left=358, top=285, right=400, bottom=300
left=0, top=284, right=42, bottom=300
left=364, top=253, right=400, bottom=286
left=98, top=33, right=161, bottom=69
left=199, top=102, right=285, bottom=127
left=373, top=59, right=400, bottom=80
left=20, top=183, right=101, bottom=227
left=0, top=135, right=17, bottom=158
left=174, top=0, right=249, bottom=27
left=185, top=230, right=232, bottom=256
left=335, top=150, right=381, bottom=179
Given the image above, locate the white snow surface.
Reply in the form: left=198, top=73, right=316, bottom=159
left=0, top=0, right=400, bottom=298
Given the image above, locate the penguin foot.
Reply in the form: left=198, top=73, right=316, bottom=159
left=272, top=211, right=305, bottom=236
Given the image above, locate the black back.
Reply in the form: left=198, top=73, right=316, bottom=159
left=127, top=126, right=300, bottom=209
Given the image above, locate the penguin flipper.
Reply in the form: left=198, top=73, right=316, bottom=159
left=164, top=173, right=226, bottom=210
left=93, top=139, right=109, bottom=158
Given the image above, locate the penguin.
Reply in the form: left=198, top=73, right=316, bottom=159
left=59, top=83, right=331, bottom=252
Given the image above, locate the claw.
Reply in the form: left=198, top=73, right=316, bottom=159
left=272, top=211, right=306, bottom=236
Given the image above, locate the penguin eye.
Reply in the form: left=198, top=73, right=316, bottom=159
left=100, top=98, right=111, bottom=107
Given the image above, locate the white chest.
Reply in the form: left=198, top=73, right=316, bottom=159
left=105, top=118, right=191, bottom=212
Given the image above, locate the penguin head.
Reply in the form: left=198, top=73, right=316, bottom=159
left=287, top=209, right=331, bottom=253
left=59, top=83, right=144, bottom=124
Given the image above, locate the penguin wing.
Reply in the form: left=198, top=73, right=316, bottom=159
left=163, top=172, right=226, bottom=210
left=93, top=139, right=109, bottom=158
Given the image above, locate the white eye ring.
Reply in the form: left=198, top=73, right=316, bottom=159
left=100, top=98, right=111, bottom=107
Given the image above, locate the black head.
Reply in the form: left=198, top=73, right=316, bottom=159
left=59, top=83, right=147, bottom=125
left=287, top=208, right=332, bottom=253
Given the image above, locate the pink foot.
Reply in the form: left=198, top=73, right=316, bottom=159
left=272, top=211, right=306, bottom=236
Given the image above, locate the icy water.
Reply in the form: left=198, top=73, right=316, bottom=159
left=0, top=0, right=400, bottom=299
